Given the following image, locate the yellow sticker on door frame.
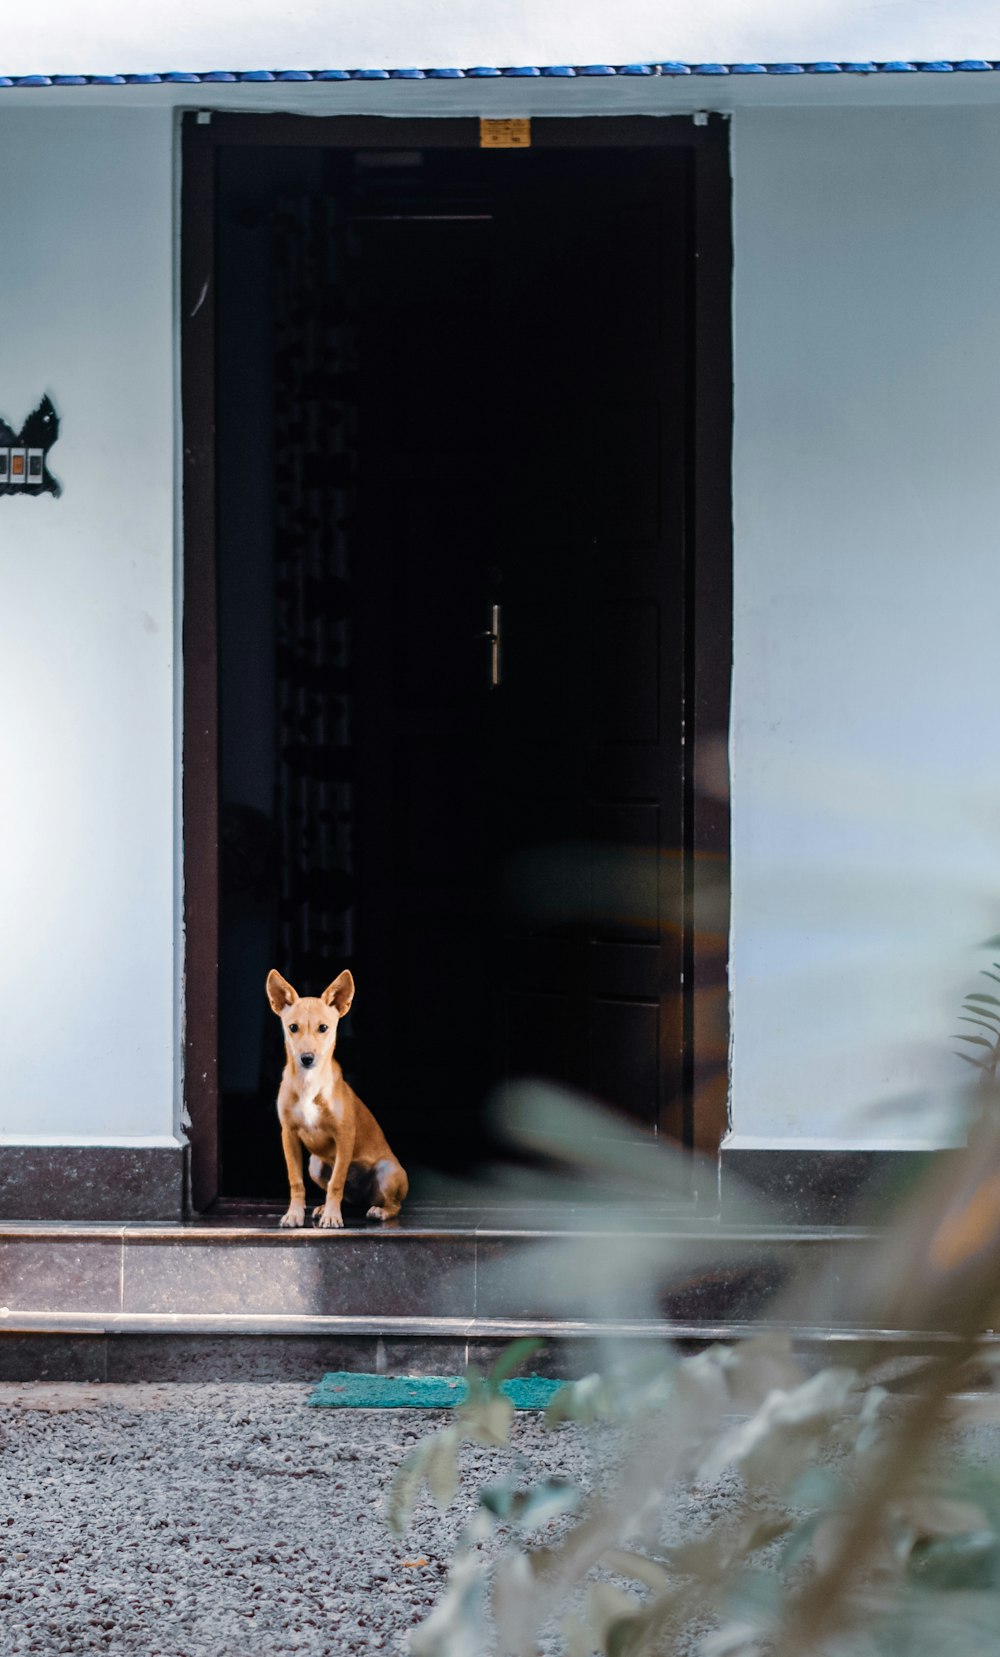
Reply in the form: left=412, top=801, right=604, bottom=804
left=480, top=118, right=531, bottom=149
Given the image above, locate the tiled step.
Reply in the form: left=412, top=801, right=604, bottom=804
left=0, top=1200, right=879, bottom=1334
left=0, top=1202, right=990, bottom=1381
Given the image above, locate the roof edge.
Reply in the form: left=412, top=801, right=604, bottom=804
left=1, top=59, right=998, bottom=89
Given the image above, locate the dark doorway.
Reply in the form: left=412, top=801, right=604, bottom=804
left=185, top=115, right=733, bottom=1209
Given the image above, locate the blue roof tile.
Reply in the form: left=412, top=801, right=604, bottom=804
left=6, top=58, right=1000, bottom=89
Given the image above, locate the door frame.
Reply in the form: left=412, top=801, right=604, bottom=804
left=181, top=110, right=733, bottom=1211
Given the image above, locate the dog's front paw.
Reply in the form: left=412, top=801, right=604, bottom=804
left=279, top=1205, right=305, bottom=1228
left=316, top=1204, right=344, bottom=1229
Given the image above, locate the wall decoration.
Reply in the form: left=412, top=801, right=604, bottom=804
left=0, top=396, right=61, bottom=497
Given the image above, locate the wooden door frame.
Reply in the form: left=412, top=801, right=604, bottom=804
left=181, top=110, right=733, bottom=1212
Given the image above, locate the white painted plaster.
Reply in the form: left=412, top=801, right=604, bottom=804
left=728, top=104, right=1000, bottom=1148
left=0, top=109, right=180, bottom=1141
left=4, top=0, right=1000, bottom=78
left=1, top=87, right=996, bottom=1158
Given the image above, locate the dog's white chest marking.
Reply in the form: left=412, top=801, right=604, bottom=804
left=294, top=1075, right=324, bottom=1133
left=300, top=1098, right=322, bottom=1131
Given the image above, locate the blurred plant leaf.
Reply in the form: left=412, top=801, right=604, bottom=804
left=393, top=1092, right=1000, bottom=1657
left=602, top=1547, right=673, bottom=1592
left=490, top=1550, right=539, bottom=1655
left=789, top=1465, right=844, bottom=1510
left=563, top=1610, right=596, bottom=1657
left=460, top=1389, right=514, bottom=1448
left=544, top=1372, right=612, bottom=1427
left=426, top=1428, right=462, bottom=1507
left=409, top=1553, right=488, bottom=1657
left=487, top=1337, right=543, bottom=1389
left=700, top=1620, right=770, bottom=1657
left=698, top=1368, right=859, bottom=1488
left=480, top=1477, right=580, bottom=1529
left=894, top=1495, right=989, bottom=1538
left=584, top=1582, right=644, bottom=1648
left=907, top=1530, right=1000, bottom=1591
left=781, top=1513, right=823, bottom=1570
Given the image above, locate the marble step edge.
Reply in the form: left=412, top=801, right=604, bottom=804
left=0, top=1308, right=987, bottom=1344
left=0, top=1221, right=880, bottom=1243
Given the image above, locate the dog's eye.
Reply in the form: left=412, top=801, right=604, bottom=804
left=318, top=1023, right=328, bottom=1034
left=288, top=1023, right=298, bottom=1034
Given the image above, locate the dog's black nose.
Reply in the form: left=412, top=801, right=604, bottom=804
left=300, top=1053, right=316, bottom=1069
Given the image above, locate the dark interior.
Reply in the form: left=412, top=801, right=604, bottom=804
left=215, top=138, right=693, bottom=1200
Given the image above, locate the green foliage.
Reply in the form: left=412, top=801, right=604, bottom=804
left=385, top=1090, right=1000, bottom=1655
left=953, top=965, right=1000, bottom=1079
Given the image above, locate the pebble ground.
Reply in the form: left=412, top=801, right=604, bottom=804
left=0, top=1381, right=626, bottom=1657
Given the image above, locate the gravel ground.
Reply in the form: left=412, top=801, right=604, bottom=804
left=8, top=1381, right=1000, bottom=1656
left=0, top=1380, right=735, bottom=1657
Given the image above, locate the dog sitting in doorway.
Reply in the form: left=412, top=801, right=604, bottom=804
left=266, top=968, right=408, bottom=1228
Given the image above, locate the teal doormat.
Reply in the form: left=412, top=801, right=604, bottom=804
left=308, top=1372, right=564, bottom=1409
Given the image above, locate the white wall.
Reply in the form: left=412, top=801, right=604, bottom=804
left=3, top=93, right=997, bottom=1155
left=729, top=104, right=1000, bottom=1148
left=0, top=109, right=178, bottom=1140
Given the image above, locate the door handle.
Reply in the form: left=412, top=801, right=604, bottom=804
left=477, top=602, right=502, bottom=689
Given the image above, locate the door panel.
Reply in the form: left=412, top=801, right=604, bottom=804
left=349, top=145, right=688, bottom=1169
left=490, top=149, right=688, bottom=1148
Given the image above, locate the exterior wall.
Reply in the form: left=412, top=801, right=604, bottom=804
left=0, top=109, right=179, bottom=1145
left=2, top=91, right=999, bottom=1168
left=728, top=104, right=1000, bottom=1149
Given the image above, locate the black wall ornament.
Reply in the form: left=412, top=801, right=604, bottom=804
left=0, top=396, right=61, bottom=497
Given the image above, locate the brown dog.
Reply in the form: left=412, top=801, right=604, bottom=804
left=266, top=968, right=408, bottom=1228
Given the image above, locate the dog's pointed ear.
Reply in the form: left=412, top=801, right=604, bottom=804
left=322, top=970, right=355, bottom=1017
left=266, top=970, right=297, bottom=1013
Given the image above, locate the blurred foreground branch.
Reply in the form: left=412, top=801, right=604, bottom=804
left=387, top=1083, right=1000, bottom=1656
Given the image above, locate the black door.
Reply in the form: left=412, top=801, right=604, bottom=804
left=348, top=144, right=689, bottom=1175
